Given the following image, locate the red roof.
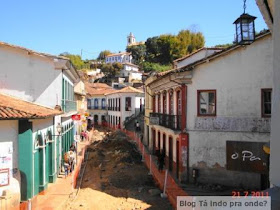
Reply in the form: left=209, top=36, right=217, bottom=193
left=105, top=86, right=143, bottom=95
left=85, top=82, right=115, bottom=96
left=0, top=93, right=62, bottom=119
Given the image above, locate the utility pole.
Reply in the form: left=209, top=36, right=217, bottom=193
left=81, top=49, right=83, bottom=59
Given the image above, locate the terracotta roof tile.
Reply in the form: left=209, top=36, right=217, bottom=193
left=105, top=86, right=143, bottom=95
left=85, top=82, right=115, bottom=96
left=0, top=93, right=62, bottom=119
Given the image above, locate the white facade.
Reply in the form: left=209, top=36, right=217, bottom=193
left=0, top=42, right=80, bottom=205
left=0, top=44, right=78, bottom=111
left=87, top=95, right=107, bottom=125
left=270, top=0, right=280, bottom=188
left=174, top=48, right=223, bottom=69
left=123, top=63, right=139, bottom=72
left=129, top=72, right=142, bottom=82
left=127, top=32, right=136, bottom=46
left=0, top=47, right=62, bottom=108
left=0, top=120, right=20, bottom=207
left=119, top=63, right=142, bottom=83
left=105, top=52, right=132, bottom=64
left=106, top=92, right=144, bottom=129
left=146, top=33, right=273, bottom=189
left=127, top=32, right=145, bottom=47
left=257, top=0, right=280, bottom=188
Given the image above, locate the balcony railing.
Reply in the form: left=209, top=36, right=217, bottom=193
left=87, top=106, right=107, bottom=110
left=108, top=107, right=120, bottom=111
left=150, top=113, right=181, bottom=131
left=62, top=99, right=77, bottom=113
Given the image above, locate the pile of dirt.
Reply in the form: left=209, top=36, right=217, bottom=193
left=64, top=129, right=172, bottom=210
left=98, top=130, right=142, bottom=164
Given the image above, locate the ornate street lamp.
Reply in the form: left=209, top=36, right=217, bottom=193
left=56, top=123, right=62, bottom=135
left=233, top=0, right=256, bottom=45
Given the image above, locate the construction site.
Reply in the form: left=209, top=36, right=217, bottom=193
left=63, top=128, right=173, bottom=210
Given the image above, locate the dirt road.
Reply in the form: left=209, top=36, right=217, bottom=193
left=63, top=128, right=172, bottom=210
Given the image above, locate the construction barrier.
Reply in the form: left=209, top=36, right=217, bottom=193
left=73, top=142, right=88, bottom=188
left=106, top=126, right=188, bottom=208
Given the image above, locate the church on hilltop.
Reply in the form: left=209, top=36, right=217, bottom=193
left=127, top=32, right=145, bottom=47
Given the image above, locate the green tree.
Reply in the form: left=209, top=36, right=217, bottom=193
left=177, top=29, right=192, bottom=55
left=144, top=30, right=205, bottom=65
left=126, top=44, right=146, bottom=65
left=214, top=43, right=233, bottom=48
left=188, top=32, right=205, bottom=53
left=177, top=30, right=205, bottom=54
left=142, top=62, right=171, bottom=73
left=97, top=50, right=112, bottom=61
left=59, top=52, right=85, bottom=70
left=157, top=34, right=182, bottom=64
left=100, top=62, right=123, bottom=77
left=145, top=36, right=161, bottom=63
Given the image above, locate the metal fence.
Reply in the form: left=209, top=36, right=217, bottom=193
left=150, top=113, right=181, bottom=130
left=106, top=126, right=188, bottom=208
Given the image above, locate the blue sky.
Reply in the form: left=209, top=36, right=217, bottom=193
left=0, top=0, right=267, bottom=60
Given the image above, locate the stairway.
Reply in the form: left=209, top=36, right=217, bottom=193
left=124, top=112, right=144, bottom=133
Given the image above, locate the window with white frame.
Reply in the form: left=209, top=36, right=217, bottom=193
left=198, top=90, right=216, bottom=116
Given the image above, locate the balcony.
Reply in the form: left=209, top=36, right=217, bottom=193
left=108, top=107, right=120, bottom=111
left=150, top=113, right=181, bottom=131
left=87, top=106, right=107, bottom=110
left=62, top=99, right=77, bottom=113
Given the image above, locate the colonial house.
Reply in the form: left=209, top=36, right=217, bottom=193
left=85, top=82, right=114, bottom=126
left=120, top=63, right=139, bottom=77
left=144, top=31, right=272, bottom=190
left=257, top=0, right=280, bottom=187
left=0, top=42, right=79, bottom=208
left=105, top=86, right=145, bottom=129
left=105, top=52, right=132, bottom=64
left=119, top=63, right=143, bottom=84
left=257, top=1, right=280, bottom=208
left=173, top=47, right=224, bottom=69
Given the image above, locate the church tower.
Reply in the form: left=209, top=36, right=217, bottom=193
left=127, top=32, right=136, bottom=46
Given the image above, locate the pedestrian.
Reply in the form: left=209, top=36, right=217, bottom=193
left=68, top=151, right=75, bottom=172
left=136, top=121, right=140, bottom=132
left=84, top=130, right=89, bottom=141
left=80, top=130, right=84, bottom=141
left=63, top=152, right=70, bottom=178
left=70, top=143, right=76, bottom=153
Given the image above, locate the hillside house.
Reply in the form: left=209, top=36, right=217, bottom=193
left=105, top=52, right=132, bottom=64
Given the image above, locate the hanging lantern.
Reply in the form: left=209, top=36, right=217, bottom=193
left=233, top=0, right=256, bottom=45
